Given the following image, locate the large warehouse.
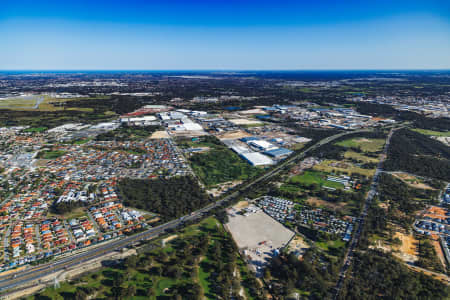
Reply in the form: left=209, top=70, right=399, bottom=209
left=240, top=152, right=274, bottom=166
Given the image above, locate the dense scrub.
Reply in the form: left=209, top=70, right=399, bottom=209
left=268, top=248, right=339, bottom=299
left=354, top=102, right=450, bottom=132
left=384, top=129, right=450, bottom=181
left=186, top=136, right=263, bottom=186
left=117, top=176, right=212, bottom=222
left=338, top=250, right=449, bottom=300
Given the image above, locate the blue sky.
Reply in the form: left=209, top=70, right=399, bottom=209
left=1, top=0, right=449, bottom=70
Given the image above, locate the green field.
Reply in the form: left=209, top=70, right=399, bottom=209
left=37, top=150, right=67, bottom=159
left=313, top=159, right=375, bottom=177
left=343, top=150, right=379, bottom=163
left=336, top=138, right=385, bottom=152
left=290, top=170, right=345, bottom=189
left=23, top=126, right=47, bottom=133
left=412, top=128, right=450, bottom=137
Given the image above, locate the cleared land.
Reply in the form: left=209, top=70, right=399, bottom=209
left=306, top=196, right=345, bottom=210
left=313, top=159, right=375, bottom=177
left=150, top=130, right=170, bottom=139
left=343, top=150, right=379, bottom=163
left=391, top=172, right=435, bottom=190
left=412, top=128, right=450, bottom=137
left=216, top=130, right=251, bottom=140
left=336, top=137, right=385, bottom=152
left=290, top=170, right=345, bottom=189
left=229, top=118, right=263, bottom=126
left=392, top=231, right=419, bottom=263
left=0, top=95, right=107, bottom=112
left=226, top=205, right=295, bottom=275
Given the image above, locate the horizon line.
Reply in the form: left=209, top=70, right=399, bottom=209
left=1, top=69, right=450, bottom=72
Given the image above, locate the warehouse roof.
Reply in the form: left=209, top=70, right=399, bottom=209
left=240, top=152, right=274, bottom=166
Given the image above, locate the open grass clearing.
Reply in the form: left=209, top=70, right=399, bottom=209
left=313, top=159, right=375, bottom=177
left=412, top=128, right=450, bottom=137
left=343, top=150, right=379, bottom=163
left=336, top=137, right=385, bottom=152
left=390, top=172, right=435, bottom=190
left=290, top=170, right=345, bottom=189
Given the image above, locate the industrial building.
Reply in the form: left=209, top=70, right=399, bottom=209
left=240, top=152, right=274, bottom=166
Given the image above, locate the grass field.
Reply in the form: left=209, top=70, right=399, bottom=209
left=23, top=127, right=48, bottom=133
left=0, top=95, right=108, bottom=112
left=412, top=128, right=450, bottom=137
left=313, top=160, right=375, bottom=177
left=336, top=138, right=385, bottom=152
left=343, top=150, right=379, bottom=163
left=290, top=170, right=345, bottom=189
left=37, top=150, right=67, bottom=159
left=316, top=239, right=346, bottom=252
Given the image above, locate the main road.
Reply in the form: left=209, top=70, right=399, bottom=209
left=0, top=128, right=373, bottom=293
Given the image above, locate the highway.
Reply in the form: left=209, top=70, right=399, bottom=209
left=0, top=128, right=371, bottom=294
left=332, top=127, right=400, bottom=300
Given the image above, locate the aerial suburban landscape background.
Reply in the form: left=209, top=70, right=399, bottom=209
left=1, top=0, right=450, bottom=299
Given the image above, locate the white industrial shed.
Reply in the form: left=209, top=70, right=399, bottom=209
left=240, top=152, right=274, bottom=166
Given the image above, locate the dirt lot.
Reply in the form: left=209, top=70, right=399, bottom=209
left=217, top=130, right=252, bottom=140
left=150, top=130, right=170, bottom=139
left=391, top=172, right=434, bottom=190
left=207, top=180, right=242, bottom=197
left=229, top=118, right=263, bottom=126
left=306, top=197, right=345, bottom=211
left=392, top=231, right=419, bottom=263
left=233, top=200, right=250, bottom=209
left=431, top=234, right=447, bottom=269
left=288, top=236, right=310, bottom=258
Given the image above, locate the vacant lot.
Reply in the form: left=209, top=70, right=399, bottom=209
left=306, top=197, right=345, bottom=210
left=313, top=159, right=375, bottom=177
left=37, top=150, right=67, bottom=159
left=392, top=231, right=419, bottom=263
left=344, top=150, right=379, bottom=163
left=290, top=170, right=345, bottom=189
left=391, top=172, right=435, bottom=190
left=336, top=137, right=385, bottom=152
left=226, top=205, right=295, bottom=275
left=229, top=118, right=263, bottom=126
